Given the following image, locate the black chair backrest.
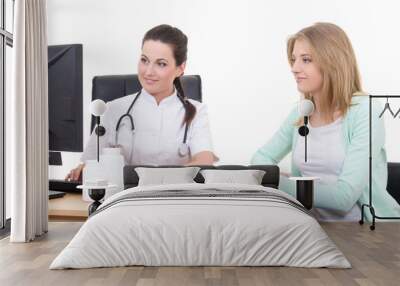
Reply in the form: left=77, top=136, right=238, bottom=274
left=123, top=165, right=280, bottom=190
left=387, top=162, right=400, bottom=204
left=91, top=74, right=202, bottom=132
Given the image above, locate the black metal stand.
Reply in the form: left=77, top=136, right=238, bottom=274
left=88, top=188, right=106, bottom=215
left=296, top=180, right=314, bottom=210
left=359, top=95, right=400, bottom=230
left=94, top=116, right=106, bottom=163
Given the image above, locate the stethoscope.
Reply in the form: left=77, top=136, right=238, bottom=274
left=114, top=90, right=190, bottom=157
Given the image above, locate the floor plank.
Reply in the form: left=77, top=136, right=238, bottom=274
left=0, top=222, right=399, bottom=286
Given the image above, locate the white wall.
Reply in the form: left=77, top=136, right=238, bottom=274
left=47, top=0, right=400, bottom=179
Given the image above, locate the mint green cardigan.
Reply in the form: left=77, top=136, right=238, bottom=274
left=251, top=95, right=400, bottom=221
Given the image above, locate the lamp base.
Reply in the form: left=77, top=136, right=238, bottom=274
left=88, top=188, right=106, bottom=215
left=296, top=180, right=314, bottom=210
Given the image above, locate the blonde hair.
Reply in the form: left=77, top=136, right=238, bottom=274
left=287, top=22, right=364, bottom=122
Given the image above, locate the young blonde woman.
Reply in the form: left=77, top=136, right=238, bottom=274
left=252, top=22, right=400, bottom=221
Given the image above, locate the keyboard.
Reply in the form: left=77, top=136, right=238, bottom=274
left=49, top=190, right=66, bottom=199
left=49, top=179, right=81, bottom=192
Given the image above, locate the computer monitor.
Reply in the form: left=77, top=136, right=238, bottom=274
left=48, top=44, right=83, bottom=164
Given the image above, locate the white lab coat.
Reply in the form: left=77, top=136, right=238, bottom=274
left=81, top=89, right=216, bottom=165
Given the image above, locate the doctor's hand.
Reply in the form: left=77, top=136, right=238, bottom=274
left=65, top=163, right=85, bottom=182
left=186, top=151, right=216, bottom=166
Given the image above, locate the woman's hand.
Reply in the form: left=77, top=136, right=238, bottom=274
left=280, top=171, right=291, bottom=178
left=65, top=163, right=85, bottom=181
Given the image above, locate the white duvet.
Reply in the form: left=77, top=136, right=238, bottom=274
left=50, top=183, right=351, bottom=269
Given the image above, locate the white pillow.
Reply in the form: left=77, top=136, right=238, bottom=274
left=200, top=169, right=266, bottom=185
left=135, top=167, right=201, bottom=186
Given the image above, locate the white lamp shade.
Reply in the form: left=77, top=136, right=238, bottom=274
left=298, top=99, right=314, bottom=116
left=90, top=99, right=107, bottom=116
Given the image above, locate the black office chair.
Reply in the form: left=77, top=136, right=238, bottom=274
left=90, top=74, right=202, bottom=132
left=387, top=162, right=400, bottom=204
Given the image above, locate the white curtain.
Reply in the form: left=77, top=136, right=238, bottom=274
left=10, top=0, right=48, bottom=242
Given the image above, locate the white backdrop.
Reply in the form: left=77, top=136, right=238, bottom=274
left=47, top=0, right=400, bottom=179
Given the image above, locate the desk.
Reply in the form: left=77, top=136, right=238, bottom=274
left=48, top=193, right=89, bottom=221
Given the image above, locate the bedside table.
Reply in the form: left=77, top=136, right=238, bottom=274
left=77, top=184, right=117, bottom=215
left=289, top=177, right=319, bottom=210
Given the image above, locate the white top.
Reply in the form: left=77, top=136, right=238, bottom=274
left=81, top=89, right=216, bottom=165
left=293, top=118, right=361, bottom=221
left=293, top=118, right=346, bottom=183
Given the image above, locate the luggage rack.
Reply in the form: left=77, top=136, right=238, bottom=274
left=360, top=95, right=400, bottom=230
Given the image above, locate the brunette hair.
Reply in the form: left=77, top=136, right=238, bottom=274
left=143, top=24, right=196, bottom=126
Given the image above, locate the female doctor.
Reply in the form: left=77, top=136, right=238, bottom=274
left=66, top=24, right=217, bottom=180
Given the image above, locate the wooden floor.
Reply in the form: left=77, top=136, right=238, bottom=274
left=0, top=222, right=399, bottom=286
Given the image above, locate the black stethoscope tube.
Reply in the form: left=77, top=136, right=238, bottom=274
left=115, top=90, right=190, bottom=156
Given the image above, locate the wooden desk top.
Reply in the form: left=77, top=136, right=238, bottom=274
left=48, top=193, right=89, bottom=221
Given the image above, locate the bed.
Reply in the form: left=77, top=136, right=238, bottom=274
left=50, top=165, right=350, bottom=269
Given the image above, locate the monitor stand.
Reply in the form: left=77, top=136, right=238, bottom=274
left=48, top=151, right=65, bottom=199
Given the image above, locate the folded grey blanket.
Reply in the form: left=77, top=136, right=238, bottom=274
left=92, top=188, right=312, bottom=217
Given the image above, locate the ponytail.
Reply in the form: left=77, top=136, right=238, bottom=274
left=174, top=77, right=196, bottom=126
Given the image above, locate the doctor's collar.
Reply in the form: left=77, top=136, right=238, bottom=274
left=141, top=88, right=179, bottom=106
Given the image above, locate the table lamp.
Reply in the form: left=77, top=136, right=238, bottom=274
left=90, top=99, right=107, bottom=162
left=292, top=99, right=317, bottom=209
left=298, top=99, right=314, bottom=162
